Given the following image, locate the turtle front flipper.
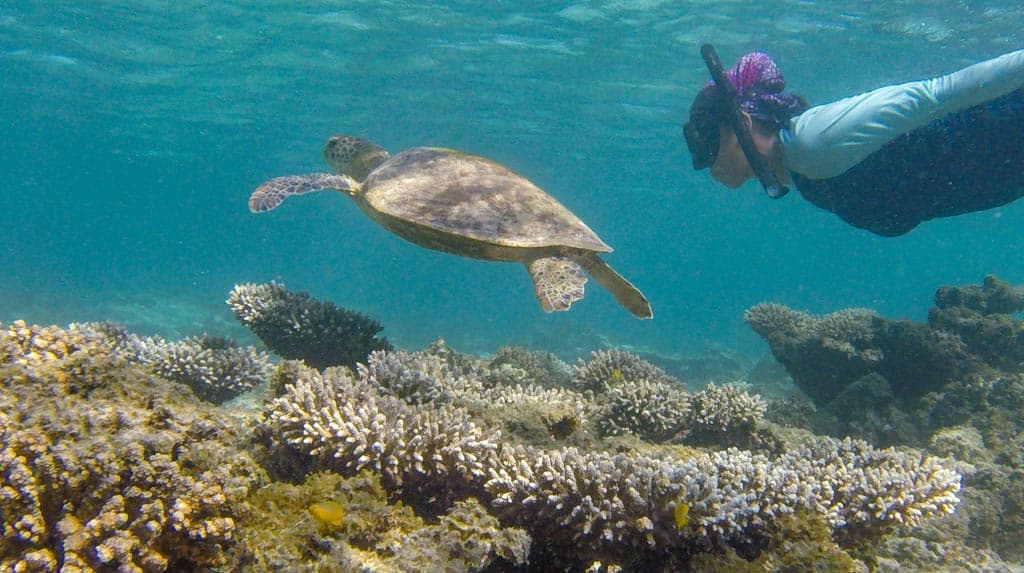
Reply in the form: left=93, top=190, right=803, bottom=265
left=527, top=256, right=588, bottom=312
left=249, top=173, right=358, bottom=213
left=576, top=252, right=653, bottom=319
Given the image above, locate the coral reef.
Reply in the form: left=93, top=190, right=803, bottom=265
left=747, top=276, right=1024, bottom=411
left=932, top=274, right=1024, bottom=315
left=0, top=322, right=266, bottom=572
left=744, top=303, right=967, bottom=405
left=570, top=348, right=675, bottom=394
left=597, top=378, right=689, bottom=441
left=140, top=334, right=270, bottom=404
left=265, top=353, right=963, bottom=571
left=357, top=347, right=478, bottom=404
left=266, top=361, right=500, bottom=500
left=569, top=349, right=767, bottom=448
left=227, top=282, right=392, bottom=370
left=14, top=271, right=1024, bottom=571
left=928, top=275, right=1024, bottom=371
left=239, top=471, right=529, bottom=572
left=485, top=345, right=572, bottom=389
left=73, top=322, right=271, bottom=404
left=746, top=276, right=1024, bottom=566
left=683, top=383, right=767, bottom=446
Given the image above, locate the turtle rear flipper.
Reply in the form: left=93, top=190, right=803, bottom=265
left=249, top=173, right=358, bottom=213
left=527, top=256, right=587, bottom=312
left=576, top=252, right=653, bottom=319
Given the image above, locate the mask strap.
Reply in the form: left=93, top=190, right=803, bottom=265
left=700, top=44, right=789, bottom=199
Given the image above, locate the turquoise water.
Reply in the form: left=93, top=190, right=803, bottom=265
left=3, top=1, right=1023, bottom=358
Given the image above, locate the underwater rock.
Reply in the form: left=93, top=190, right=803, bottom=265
left=929, top=276, right=1024, bottom=371
left=227, top=282, right=392, bottom=370
left=933, top=274, right=1024, bottom=315
left=744, top=303, right=968, bottom=405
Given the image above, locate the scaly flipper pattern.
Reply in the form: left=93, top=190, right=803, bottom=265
left=528, top=256, right=588, bottom=312
left=249, top=173, right=357, bottom=213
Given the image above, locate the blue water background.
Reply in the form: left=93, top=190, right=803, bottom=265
left=2, top=2, right=1023, bottom=360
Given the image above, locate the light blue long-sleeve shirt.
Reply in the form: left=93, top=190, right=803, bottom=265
left=780, top=49, right=1024, bottom=180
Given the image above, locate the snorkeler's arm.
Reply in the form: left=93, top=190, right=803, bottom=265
left=781, top=49, right=1024, bottom=180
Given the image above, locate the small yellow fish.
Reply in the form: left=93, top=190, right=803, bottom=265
left=674, top=502, right=690, bottom=529
left=308, top=500, right=346, bottom=527
left=611, top=369, right=623, bottom=381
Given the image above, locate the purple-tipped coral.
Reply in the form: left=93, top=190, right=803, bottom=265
left=598, top=379, right=690, bottom=441
left=267, top=361, right=500, bottom=496
left=686, top=383, right=766, bottom=436
left=74, top=322, right=271, bottom=404
left=483, top=437, right=960, bottom=568
left=227, top=282, right=392, bottom=370
left=570, top=348, right=675, bottom=394
left=142, top=334, right=271, bottom=403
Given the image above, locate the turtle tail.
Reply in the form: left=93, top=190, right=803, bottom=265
left=249, top=173, right=358, bottom=213
left=577, top=252, right=653, bottom=319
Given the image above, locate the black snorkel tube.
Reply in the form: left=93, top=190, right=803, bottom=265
left=700, top=44, right=789, bottom=199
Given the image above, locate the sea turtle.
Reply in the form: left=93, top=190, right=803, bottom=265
left=249, top=135, right=652, bottom=318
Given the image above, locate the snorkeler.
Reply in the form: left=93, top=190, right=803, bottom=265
left=683, top=46, right=1024, bottom=236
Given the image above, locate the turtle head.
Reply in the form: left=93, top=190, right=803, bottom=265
left=323, top=135, right=390, bottom=182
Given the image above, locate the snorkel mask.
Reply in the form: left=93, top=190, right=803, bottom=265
left=684, top=44, right=795, bottom=199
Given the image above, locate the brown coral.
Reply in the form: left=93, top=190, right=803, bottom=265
left=0, top=323, right=266, bottom=572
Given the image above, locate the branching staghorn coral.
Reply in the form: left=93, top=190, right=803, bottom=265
left=142, top=334, right=271, bottom=403
left=0, top=320, right=112, bottom=370
left=265, top=356, right=962, bottom=570
left=570, top=348, right=676, bottom=394
left=597, top=379, right=690, bottom=442
left=685, top=383, right=766, bottom=436
left=485, top=438, right=959, bottom=566
left=227, top=282, right=392, bottom=370
left=267, top=362, right=500, bottom=496
left=73, top=322, right=271, bottom=404
left=357, top=348, right=480, bottom=404
left=485, top=345, right=572, bottom=389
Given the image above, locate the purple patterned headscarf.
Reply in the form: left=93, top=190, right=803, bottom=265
left=697, top=51, right=807, bottom=126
